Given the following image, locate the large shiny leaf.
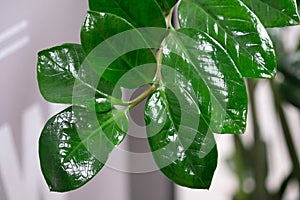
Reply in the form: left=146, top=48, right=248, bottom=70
left=145, top=87, right=218, bottom=188
left=81, top=11, right=157, bottom=90
left=241, top=0, right=300, bottom=27
left=39, top=106, right=128, bottom=192
left=162, top=29, right=248, bottom=134
left=37, top=43, right=112, bottom=112
left=81, top=11, right=134, bottom=55
left=88, top=0, right=166, bottom=28
left=156, top=0, right=178, bottom=13
left=178, top=0, right=277, bottom=78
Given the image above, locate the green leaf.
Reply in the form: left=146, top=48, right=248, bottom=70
left=39, top=106, right=128, bottom=192
left=37, top=43, right=84, bottom=103
left=155, top=0, right=178, bottom=13
left=241, top=0, right=300, bottom=27
left=88, top=0, right=166, bottom=28
left=145, top=88, right=218, bottom=189
left=162, top=29, right=248, bottom=134
left=81, top=11, right=135, bottom=55
left=178, top=0, right=277, bottom=78
left=37, top=43, right=112, bottom=113
left=80, top=11, right=158, bottom=91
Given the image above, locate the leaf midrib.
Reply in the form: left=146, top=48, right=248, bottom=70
left=183, top=0, right=273, bottom=75
left=159, top=88, right=208, bottom=186
left=167, top=32, right=241, bottom=131
left=42, top=48, right=111, bottom=101
left=62, top=109, right=126, bottom=163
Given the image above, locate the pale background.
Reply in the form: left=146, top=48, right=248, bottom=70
left=0, top=1, right=299, bottom=200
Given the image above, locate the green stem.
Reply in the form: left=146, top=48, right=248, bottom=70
left=247, top=79, right=269, bottom=199
left=128, top=84, right=157, bottom=108
left=154, top=40, right=164, bottom=83
left=270, top=80, right=300, bottom=185
left=276, top=171, right=294, bottom=199
left=154, top=9, right=174, bottom=83
left=247, top=79, right=260, bottom=141
left=165, top=7, right=175, bottom=30
left=115, top=10, right=175, bottom=109
left=233, top=135, right=248, bottom=200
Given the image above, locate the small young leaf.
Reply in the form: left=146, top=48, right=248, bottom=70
left=39, top=106, right=128, bottom=192
left=145, top=88, right=218, bottom=189
left=88, top=0, right=166, bottom=28
left=162, top=29, right=248, bottom=134
left=178, top=0, right=277, bottom=78
left=241, top=0, right=300, bottom=27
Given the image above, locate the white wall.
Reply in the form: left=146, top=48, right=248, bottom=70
left=0, top=1, right=130, bottom=199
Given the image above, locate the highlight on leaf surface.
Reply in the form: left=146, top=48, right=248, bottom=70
left=36, top=0, right=299, bottom=192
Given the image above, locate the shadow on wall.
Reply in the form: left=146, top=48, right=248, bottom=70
left=0, top=1, right=128, bottom=200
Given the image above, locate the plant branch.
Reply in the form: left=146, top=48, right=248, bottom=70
left=276, top=170, right=294, bottom=199
left=233, top=135, right=248, bottom=199
left=165, top=7, right=175, bottom=30
left=247, top=79, right=260, bottom=141
left=154, top=40, right=165, bottom=83
left=270, top=80, right=300, bottom=186
left=247, top=79, right=269, bottom=199
left=153, top=8, right=174, bottom=83
left=127, top=9, right=176, bottom=108
left=128, top=84, right=157, bottom=108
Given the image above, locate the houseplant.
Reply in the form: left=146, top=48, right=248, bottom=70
left=37, top=0, right=300, bottom=193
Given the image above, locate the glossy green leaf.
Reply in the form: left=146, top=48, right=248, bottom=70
left=162, top=29, right=248, bottom=134
left=37, top=0, right=293, bottom=192
left=178, top=0, right=277, bottom=78
left=81, top=11, right=134, bottom=55
left=39, top=106, right=128, bottom=192
left=241, top=0, right=300, bottom=27
left=37, top=43, right=112, bottom=112
left=37, top=43, right=84, bottom=103
left=88, top=0, right=166, bottom=28
left=81, top=11, right=157, bottom=90
left=155, top=0, right=178, bottom=13
left=145, top=87, right=218, bottom=188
